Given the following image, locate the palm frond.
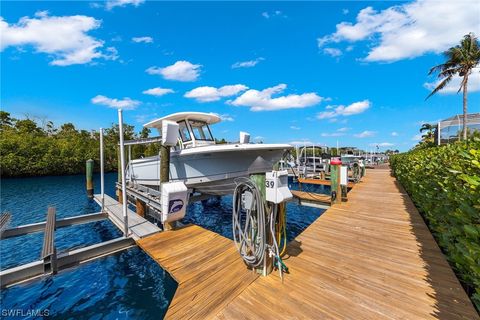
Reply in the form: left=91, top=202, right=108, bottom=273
left=426, top=75, right=452, bottom=100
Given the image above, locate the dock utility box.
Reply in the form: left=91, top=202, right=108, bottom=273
left=265, top=170, right=293, bottom=204
left=161, top=182, right=188, bottom=223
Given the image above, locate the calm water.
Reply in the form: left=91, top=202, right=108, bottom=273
left=0, top=173, right=324, bottom=319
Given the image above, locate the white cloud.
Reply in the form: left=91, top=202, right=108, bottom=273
left=262, top=11, right=285, bottom=19
left=317, top=100, right=370, bottom=119
left=185, top=84, right=248, bottom=102
left=342, top=9, right=349, bottom=15
left=424, top=67, right=480, bottom=94
left=290, top=126, right=301, bottom=130
left=321, top=127, right=350, bottom=137
left=232, top=57, right=264, bottom=69
left=323, top=47, right=342, bottom=57
left=216, top=114, right=234, bottom=122
left=142, top=87, right=174, bottom=96
left=289, top=140, right=313, bottom=146
left=321, top=132, right=345, bottom=137
left=135, top=114, right=148, bottom=123
left=90, top=2, right=102, bottom=9
left=318, top=0, right=480, bottom=62
left=391, top=131, right=399, bottom=136
left=229, top=84, right=323, bottom=111
left=370, top=142, right=394, bottom=147
left=106, top=0, right=144, bottom=10
left=91, top=95, right=140, bottom=110
left=0, top=13, right=113, bottom=66
left=146, top=61, right=202, bottom=82
left=132, top=36, right=153, bottom=43
left=354, top=130, right=376, bottom=138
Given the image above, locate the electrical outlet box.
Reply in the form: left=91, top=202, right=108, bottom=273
left=161, top=181, right=188, bottom=223
left=340, top=166, right=348, bottom=186
left=241, top=191, right=254, bottom=211
left=265, top=170, right=292, bottom=204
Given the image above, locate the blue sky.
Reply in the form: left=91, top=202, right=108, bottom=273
left=1, top=0, right=479, bottom=151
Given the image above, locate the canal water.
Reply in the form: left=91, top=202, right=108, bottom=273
left=0, top=173, right=324, bottom=319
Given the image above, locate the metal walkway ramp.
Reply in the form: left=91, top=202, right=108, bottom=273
left=94, top=194, right=161, bottom=240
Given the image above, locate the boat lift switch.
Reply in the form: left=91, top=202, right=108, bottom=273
left=162, top=120, right=180, bottom=147
left=266, top=170, right=293, bottom=204
left=161, top=182, right=188, bottom=223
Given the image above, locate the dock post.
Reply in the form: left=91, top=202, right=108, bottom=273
left=100, top=128, right=105, bottom=212
left=330, top=158, right=342, bottom=204
left=118, top=109, right=129, bottom=237
left=116, top=146, right=122, bottom=203
left=136, top=199, right=146, bottom=218
left=160, top=144, right=170, bottom=184
left=86, top=159, right=94, bottom=198
left=250, top=173, right=273, bottom=276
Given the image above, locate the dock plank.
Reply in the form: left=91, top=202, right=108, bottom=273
left=216, top=169, right=479, bottom=320
left=137, top=225, right=258, bottom=320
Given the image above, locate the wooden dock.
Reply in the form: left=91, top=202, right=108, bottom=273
left=216, top=168, right=479, bottom=319
left=93, top=194, right=160, bottom=240
left=135, top=168, right=478, bottom=319
left=137, top=225, right=258, bottom=319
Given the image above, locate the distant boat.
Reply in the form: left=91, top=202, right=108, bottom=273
left=126, top=112, right=292, bottom=195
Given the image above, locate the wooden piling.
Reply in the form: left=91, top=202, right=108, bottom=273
left=160, top=144, right=170, bottom=184
left=136, top=198, right=146, bottom=218
left=250, top=173, right=273, bottom=276
left=330, top=158, right=342, bottom=204
left=86, top=159, right=94, bottom=198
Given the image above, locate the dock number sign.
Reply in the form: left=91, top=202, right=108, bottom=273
left=266, top=180, right=275, bottom=189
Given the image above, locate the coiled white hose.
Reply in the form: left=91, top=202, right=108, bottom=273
left=232, top=178, right=266, bottom=268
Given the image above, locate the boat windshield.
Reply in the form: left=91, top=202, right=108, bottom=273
left=188, top=120, right=214, bottom=141
left=178, top=121, right=192, bottom=142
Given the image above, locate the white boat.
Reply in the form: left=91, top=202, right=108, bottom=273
left=126, top=112, right=292, bottom=195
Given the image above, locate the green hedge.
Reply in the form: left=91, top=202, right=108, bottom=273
left=390, top=139, right=480, bottom=309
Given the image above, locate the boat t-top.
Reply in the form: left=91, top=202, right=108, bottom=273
left=126, top=112, right=292, bottom=195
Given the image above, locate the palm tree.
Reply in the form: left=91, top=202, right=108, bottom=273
left=427, top=33, right=480, bottom=140
left=419, top=123, right=436, bottom=143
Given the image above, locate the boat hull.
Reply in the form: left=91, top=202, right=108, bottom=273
left=126, top=144, right=291, bottom=195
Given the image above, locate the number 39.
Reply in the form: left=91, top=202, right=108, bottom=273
left=265, top=180, right=274, bottom=188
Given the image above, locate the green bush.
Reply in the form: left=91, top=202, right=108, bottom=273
left=0, top=111, right=160, bottom=177
left=390, top=139, right=480, bottom=309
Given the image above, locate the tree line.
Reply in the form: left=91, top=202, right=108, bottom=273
left=0, top=111, right=160, bottom=177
